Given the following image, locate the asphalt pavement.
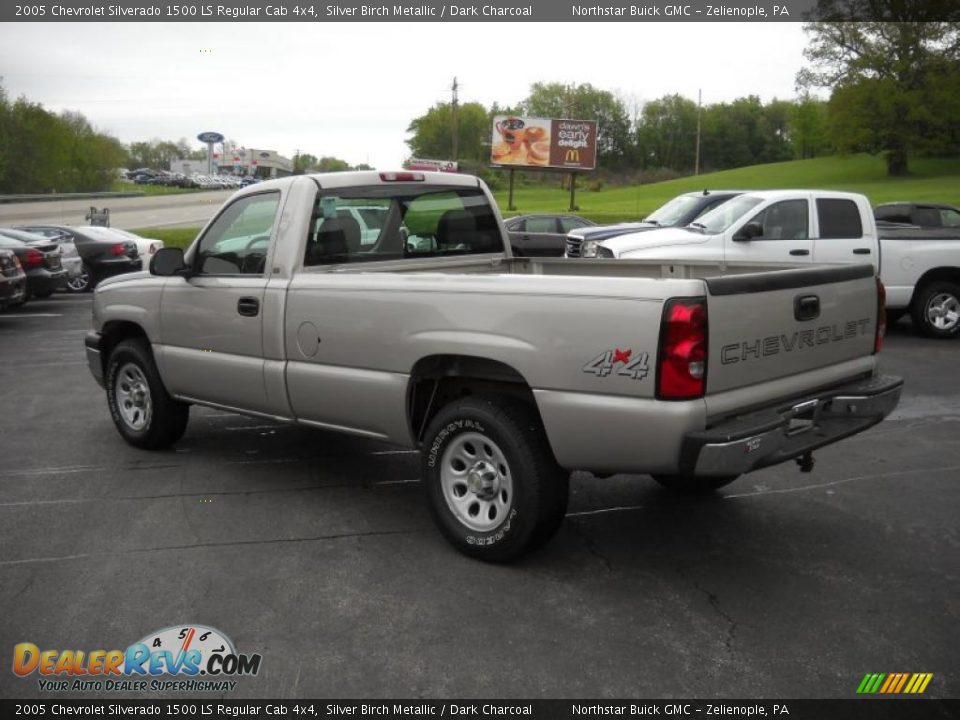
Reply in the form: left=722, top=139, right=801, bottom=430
left=0, top=295, right=957, bottom=700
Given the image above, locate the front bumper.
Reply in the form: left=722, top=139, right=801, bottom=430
left=681, top=374, right=903, bottom=476
left=85, top=331, right=104, bottom=388
left=1, top=273, right=27, bottom=307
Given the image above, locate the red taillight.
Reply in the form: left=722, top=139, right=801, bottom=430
left=875, top=278, right=886, bottom=354
left=110, top=243, right=126, bottom=256
left=23, top=248, right=44, bottom=268
left=380, top=171, right=424, bottom=182
left=657, top=298, right=708, bottom=400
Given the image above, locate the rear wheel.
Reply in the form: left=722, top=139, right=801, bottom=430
left=105, top=339, right=189, bottom=449
left=652, top=474, right=739, bottom=493
left=421, top=395, right=568, bottom=562
left=66, top=263, right=93, bottom=293
left=911, top=281, right=960, bottom=338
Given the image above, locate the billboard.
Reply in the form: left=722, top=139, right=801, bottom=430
left=490, top=115, right=598, bottom=170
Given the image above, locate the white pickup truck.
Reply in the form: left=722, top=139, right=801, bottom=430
left=85, top=172, right=901, bottom=561
left=584, top=190, right=960, bottom=339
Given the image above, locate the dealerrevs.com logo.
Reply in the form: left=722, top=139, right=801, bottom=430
left=13, top=625, right=262, bottom=693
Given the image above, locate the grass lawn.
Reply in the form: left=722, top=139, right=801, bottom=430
left=111, top=181, right=201, bottom=196
left=493, top=154, right=960, bottom=223
left=132, top=226, right=200, bottom=248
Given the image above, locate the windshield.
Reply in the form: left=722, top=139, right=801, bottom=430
left=694, top=195, right=764, bottom=234
left=645, top=195, right=700, bottom=226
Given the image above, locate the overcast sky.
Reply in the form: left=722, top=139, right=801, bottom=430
left=0, top=22, right=812, bottom=168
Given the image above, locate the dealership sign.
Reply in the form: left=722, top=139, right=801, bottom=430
left=490, top=115, right=598, bottom=170
left=408, top=158, right=458, bottom=172
left=197, top=131, right=225, bottom=144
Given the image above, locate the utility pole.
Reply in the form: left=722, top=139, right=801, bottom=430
left=451, top=76, right=459, bottom=161
left=694, top=88, right=702, bottom=176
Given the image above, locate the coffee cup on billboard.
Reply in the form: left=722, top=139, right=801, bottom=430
left=496, top=117, right=526, bottom=150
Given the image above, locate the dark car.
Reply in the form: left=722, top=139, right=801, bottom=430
left=0, top=235, right=67, bottom=299
left=15, top=225, right=141, bottom=292
left=874, top=202, right=960, bottom=229
left=0, top=248, right=27, bottom=310
left=503, top=214, right=595, bottom=256
left=565, top=190, right=745, bottom=257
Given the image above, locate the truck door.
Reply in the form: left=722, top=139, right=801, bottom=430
left=157, top=191, right=281, bottom=414
left=724, top=198, right=814, bottom=264
left=811, top=197, right=878, bottom=270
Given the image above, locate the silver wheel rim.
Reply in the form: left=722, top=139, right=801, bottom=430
left=67, top=269, right=90, bottom=292
left=115, top=362, right=152, bottom=431
left=440, top=432, right=514, bottom=533
left=926, top=292, right=960, bottom=331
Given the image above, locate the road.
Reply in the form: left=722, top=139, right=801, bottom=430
left=0, top=297, right=957, bottom=700
left=0, top=190, right=232, bottom=230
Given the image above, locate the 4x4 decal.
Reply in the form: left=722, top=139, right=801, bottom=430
left=582, top=348, right=649, bottom=380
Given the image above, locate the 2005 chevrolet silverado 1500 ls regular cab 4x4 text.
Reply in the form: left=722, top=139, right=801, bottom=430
left=85, top=172, right=902, bottom=561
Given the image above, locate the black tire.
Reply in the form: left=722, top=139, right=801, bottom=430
left=105, top=339, right=189, bottom=449
left=421, top=395, right=569, bottom=562
left=911, top=281, right=960, bottom=339
left=651, top=474, right=739, bottom=494
left=66, top=264, right=94, bottom=293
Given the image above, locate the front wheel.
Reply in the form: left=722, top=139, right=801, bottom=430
left=911, top=281, right=960, bottom=339
left=105, top=339, right=189, bottom=449
left=651, top=474, right=739, bottom=493
left=421, top=396, right=569, bottom=562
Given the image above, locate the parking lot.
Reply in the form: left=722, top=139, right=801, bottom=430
left=1, top=293, right=957, bottom=700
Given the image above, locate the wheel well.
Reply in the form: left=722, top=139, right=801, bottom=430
left=99, top=321, right=150, bottom=374
left=407, top=355, right=538, bottom=443
left=911, top=267, right=960, bottom=305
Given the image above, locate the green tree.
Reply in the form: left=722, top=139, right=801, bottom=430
left=790, top=94, right=831, bottom=159
left=406, top=101, right=490, bottom=163
left=798, top=8, right=960, bottom=174
left=634, top=94, right=699, bottom=171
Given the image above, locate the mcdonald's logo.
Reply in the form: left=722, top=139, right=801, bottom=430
left=564, top=149, right=581, bottom=163
left=856, top=673, right=933, bottom=694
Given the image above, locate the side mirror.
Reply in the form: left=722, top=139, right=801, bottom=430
left=733, top=221, right=763, bottom=242
left=150, top=247, right=190, bottom=276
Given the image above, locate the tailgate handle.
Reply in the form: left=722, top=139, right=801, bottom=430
left=794, top=294, right=820, bottom=321
left=789, top=248, right=810, bottom=256
left=237, top=297, right=260, bottom=317
left=853, top=248, right=872, bottom=255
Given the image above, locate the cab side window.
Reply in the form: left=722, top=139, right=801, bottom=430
left=194, top=192, right=280, bottom=275
left=817, top=198, right=863, bottom=239
left=750, top=200, right=809, bottom=240
left=941, top=208, right=960, bottom=228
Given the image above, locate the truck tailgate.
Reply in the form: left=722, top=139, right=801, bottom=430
left=704, top=264, right=878, bottom=395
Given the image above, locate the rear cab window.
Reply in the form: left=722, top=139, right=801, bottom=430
left=816, top=198, right=864, bottom=239
left=304, top=186, right=502, bottom=266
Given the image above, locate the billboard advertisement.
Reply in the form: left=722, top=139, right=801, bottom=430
left=490, top=115, right=598, bottom=170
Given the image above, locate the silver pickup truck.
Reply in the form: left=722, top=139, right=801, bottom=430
left=85, top=171, right=902, bottom=561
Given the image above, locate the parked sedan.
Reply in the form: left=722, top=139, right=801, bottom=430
left=15, top=225, right=141, bottom=292
left=0, top=248, right=27, bottom=310
left=69, top=226, right=164, bottom=259
left=0, top=236, right=67, bottom=299
left=0, top=227, right=82, bottom=282
left=503, top=214, right=595, bottom=256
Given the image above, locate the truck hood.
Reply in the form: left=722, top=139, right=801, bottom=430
left=600, top=227, right=714, bottom=257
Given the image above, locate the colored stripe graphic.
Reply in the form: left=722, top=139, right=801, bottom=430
left=857, top=673, right=933, bottom=694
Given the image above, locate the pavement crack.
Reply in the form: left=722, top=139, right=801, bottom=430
left=0, top=529, right=418, bottom=567
left=570, top=519, right=613, bottom=572
left=695, top=580, right=738, bottom=653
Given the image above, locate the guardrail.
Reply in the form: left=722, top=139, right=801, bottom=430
left=0, top=191, right=145, bottom=204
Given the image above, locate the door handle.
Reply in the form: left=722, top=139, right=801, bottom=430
left=237, top=297, right=260, bottom=317
left=853, top=248, right=872, bottom=255
left=789, top=249, right=810, bottom=256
